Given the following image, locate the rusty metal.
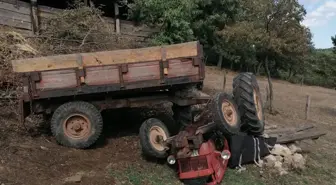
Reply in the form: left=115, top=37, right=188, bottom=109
left=149, top=125, right=168, bottom=151
left=221, top=100, right=237, bottom=126
left=253, top=88, right=263, bottom=121
left=63, top=114, right=91, bottom=140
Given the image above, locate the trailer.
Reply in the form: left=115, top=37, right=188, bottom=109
left=12, top=41, right=209, bottom=148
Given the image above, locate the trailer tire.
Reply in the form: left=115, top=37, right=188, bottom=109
left=139, top=117, right=170, bottom=158
left=212, top=92, right=241, bottom=136
left=51, top=101, right=103, bottom=149
left=232, top=72, right=264, bottom=135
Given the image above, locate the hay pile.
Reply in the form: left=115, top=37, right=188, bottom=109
left=0, top=30, right=37, bottom=108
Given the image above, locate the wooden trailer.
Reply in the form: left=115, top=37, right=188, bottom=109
left=12, top=41, right=209, bottom=148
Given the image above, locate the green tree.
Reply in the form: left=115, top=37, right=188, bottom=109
left=332, top=35, right=336, bottom=53
left=218, top=0, right=312, bottom=112
left=128, top=0, right=242, bottom=65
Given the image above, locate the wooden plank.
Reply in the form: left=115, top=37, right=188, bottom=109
left=0, top=8, right=31, bottom=22
left=38, top=5, right=62, bottom=14
left=0, top=16, right=31, bottom=30
left=0, top=1, right=30, bottom=15
left=266, top=124, right=314, bottom=135
left=275, top=128, right=326, bottom=144
left=12, top=41, right=201, bottom=73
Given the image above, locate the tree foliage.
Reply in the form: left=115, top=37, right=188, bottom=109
left=128, top=0, right=335, bottom=88
left=332, top=35, right=336, bottom=54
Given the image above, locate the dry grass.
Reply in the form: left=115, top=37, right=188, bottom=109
left=0, top=67, right=335, bottom=185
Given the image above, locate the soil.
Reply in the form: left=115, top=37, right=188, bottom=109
left=0, top=66, right=335, bottom=185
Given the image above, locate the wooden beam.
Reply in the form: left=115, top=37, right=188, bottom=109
left=114, top=2, right=120, bottom=34
left=275, top=128, right=326, bottom=144
left=12, top=41, right=201, bottom=73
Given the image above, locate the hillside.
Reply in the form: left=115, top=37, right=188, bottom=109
left=0, top=67, right=335, bottom=185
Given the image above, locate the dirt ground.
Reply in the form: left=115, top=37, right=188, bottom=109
left=0, top=66, right=335, bottom=185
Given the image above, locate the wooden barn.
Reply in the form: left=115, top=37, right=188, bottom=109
left=0, top=0, right=153, bottom=38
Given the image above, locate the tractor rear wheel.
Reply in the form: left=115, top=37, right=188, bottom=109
left=232, top=72, right=264, bottom=135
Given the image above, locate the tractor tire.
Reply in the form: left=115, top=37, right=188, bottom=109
left=211, top=92, right=241, bottom=136
left=139, top=117, right=170, bottom=158
left=143, top=111, right=179, bottom=136
left=232, top=72, right=265, bottom=135
left=51, top=101, right=103, bottom=149
left=182, top=177, right=208, bottom=185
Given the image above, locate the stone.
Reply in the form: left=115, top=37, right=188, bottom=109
left=283, top=155, right=294, bottom=170
left=292, top=153, right=305, bottom=170
left=64, top=172, right=85, bottom=183
left=275, top=155, right=284, bottom=163
left=264, top=155, right=277, bottom=168
left=279, top=169, right=288, bottom=176
left=274, top=161, right=282, bottom=170
left=288, top=144, right=302, bottom=154
left=271, top=144, right=292, bottom=157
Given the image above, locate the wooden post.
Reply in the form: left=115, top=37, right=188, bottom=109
left=114, top=2, right=120, bottom=34
left=305, top=95, right=311, bottom=120
left=264, top=85, right=270, bottom=109
left=222, top=70, right=227, bottom=91
left=30, top=0, right=39, bottom=35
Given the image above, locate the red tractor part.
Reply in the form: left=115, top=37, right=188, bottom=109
left=177, top=139, right=230, bottom=185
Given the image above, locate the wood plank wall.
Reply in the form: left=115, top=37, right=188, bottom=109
left=0, top=0, right=156, bottom=38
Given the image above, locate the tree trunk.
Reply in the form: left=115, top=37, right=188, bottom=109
left=287, top=67, right=293, bottom=80
left=230, top=62, right=233, bottom=70
left=264, top=56, right=274, bottom=113
left=256, top=62, right=263, bottom=75
left=217, top=55, right=223, bottom=69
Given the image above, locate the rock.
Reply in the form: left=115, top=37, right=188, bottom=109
left=264, top=155, right=277, bottom=168
left=274, top=161, right=282, bottom=170
left=40, top=146, right=48, bottom=151
left=271, top=144, right=292, bottom=157
left=292, top=153, right=305, bottom=170
left=283, top=155, right=294, bottom=170
left=279, top=169, right=288, bottom=176
left=288, top=144, right=302, bottom=154
left=64, top=172, right=85, bottom=183
left=275, top=155, right=284, bottom=162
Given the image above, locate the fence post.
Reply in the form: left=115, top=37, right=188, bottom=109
left=305, top=95, right=311, bottom=120
left=114, top=2, right=120, bottom=34
left=30, top=0, right=39, bottom=35
left=222, top=70, right=227, bottom=91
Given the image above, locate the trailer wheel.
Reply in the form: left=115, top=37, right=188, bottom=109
left=51, top=101, right=103, bottom=149
left=182, top=177, right=208, bottom=185
left=139, top=118, right=170, bottom=158
left=212, top=92, right=241, bottom=136
left=232, top=72, right=264, bottom=135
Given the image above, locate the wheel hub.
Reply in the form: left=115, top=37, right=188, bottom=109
left=149, top=126, right=167, bottom=151
left=253, top=88, right=263, bottom=120
left=63, top=114, right=91, bottom=140
left=221, top=100, right=237, bottom=126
